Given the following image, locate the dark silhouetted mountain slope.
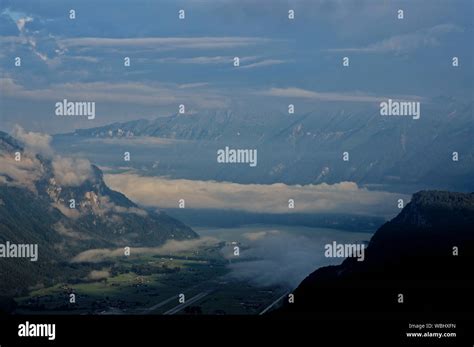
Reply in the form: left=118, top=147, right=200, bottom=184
left=275, top=191, right=474, bottom=317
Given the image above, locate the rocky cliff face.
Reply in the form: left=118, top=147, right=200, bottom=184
left=0, top=130, right=197, bottom=296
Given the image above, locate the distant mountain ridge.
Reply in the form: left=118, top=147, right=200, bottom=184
left=55, top=100, right=474, bottom=191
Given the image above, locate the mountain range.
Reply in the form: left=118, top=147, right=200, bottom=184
left=55, top=98, right=474, bottom=191
left=0, top=130, right=197, bottom=297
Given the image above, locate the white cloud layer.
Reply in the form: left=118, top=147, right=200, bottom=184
left=104, top=173, right=408, bottom=217
left=224, top=226, right=371, bottom=287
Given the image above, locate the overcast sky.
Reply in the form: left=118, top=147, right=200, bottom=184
left=0, top=0, right=472, bottom=133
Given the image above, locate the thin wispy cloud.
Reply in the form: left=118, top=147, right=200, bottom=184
left=157, top=55, right=260, bottom=65
left=59, top=36, right=275, bottom=51
left=1, top=9, right=65, bottom=65
left=258, top=87, right=423, bottom=103
left=239, top=59, right=286, bottom=69
left=158, top=56, right=233, bottom=64
left=0, top=78, right=229, bottom=109
left=156, top=56, right=284, bottom=69
left=71, top=237, right=219, bottom=263
left=178, top=82, right=210, bottom=89
left=326, top=24, right=463, bottom=54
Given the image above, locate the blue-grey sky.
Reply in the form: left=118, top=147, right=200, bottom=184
left=0, top=0, right=472, bottom=133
